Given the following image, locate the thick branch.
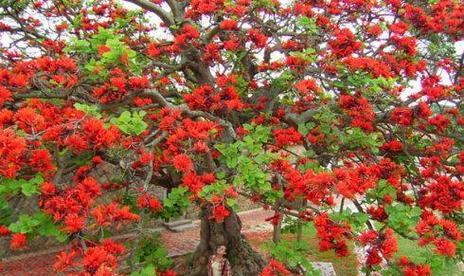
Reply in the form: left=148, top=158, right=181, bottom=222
left=125, top=0, right=175, bottom=26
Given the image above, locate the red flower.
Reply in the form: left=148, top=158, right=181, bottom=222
left=29, top=149, right=55, bottom=174
left=428, top=114, right=450, bottom=132
left=159, top=270, right=177, bottom=276
left=313, top=213, right=350, bottom=257
left=260, top=259, right=291, bottom=276
left=181, top=24, right=200, bottom=39
left=0, top=129, right=27, bottom=178
left=390, top=107, right=413, bottom=126
left=41, top=181, right=56, bottom=195
left=202, top=43, right=221, bottom=62
left=220, top=19, right=238, bottom=30
left=172, top=153, right=194, bottom=173
left=223, top=37, right=239, bottom=51
left=0, top=225, right=10, bottom=236
left=247, top=29, right=268, bottom=48
left=53, top=250, right=76, bottom=272
left=64, top=213, right=85, bottom=233
left=10, top=233, right=27, bottom=250
left=272, top=128, right=302, bottom=147
left=83, top=246, right=117, bottom=272
left=389, top=21, right=409, bottom=35
left=137, top=194, right=163, bottom=212
left=129, top=76, right=150, bottom=89
left=381, top=140, right=403, bottom=152
left=211, top=205, right=230, bottom=223
left=0, top=86, right=12, bottom=107
left=391, top=36, right=417, bottom=56
left=98, top=45, right=111, bottom=55
left=433, top=238, right=456, bottom=256
left=328, top=28, right=362, bottom=57
left=294, top=79, right=319, bottom=94
left=398, top=256, right=431, bottom=276
left=15, top=107, right=46, bottom=133
left=102, top=239, right=125, bottom=255
left=92, top=203, right=140, bottom=228
left=147, top=42, right=162, bottom=57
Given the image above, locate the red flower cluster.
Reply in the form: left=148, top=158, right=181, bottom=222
left=202, top=43, right=221, bottom=63
left=419, top=175, right=464, bottom=214
left=314, top=213, right=351, bottom=257
left=0, top=225, right=10, bottom=236
left=14, top=107, right=46, bottom=133
left=338, top=94, right=375, bottom=131
left=0, top=129, right=27, bottom=178
left=137, top=194, right=163, bottom=213
left=219, top=19, right=238, bottom=30
left=358, top=228, right=398, bottom=266
left=294, top=78, right=320, bottom=98
left=342, top=56, right=394, bottom=78
left=428, top=114, right=450, bottom=132
left=272, top=127, right=302, bottom=147
left=0, top=86, right=12, bottom=107
left=186, top=0, right=225, bottom=18
left=81, top=118, right=121, bottom=150
left=247, top=28, right=268, bottom=48
left=420, top=75, right=447, bottom=101
left=390, top=107, right=413, bottom=126
left=10, top=233, right=27, bottom=250
left=391, top=36, right=417, bottom=56
left=334, top=164, right=378, bottom=199
left=182, top=172, right=216, bottom=195
left=41, top=177, right=101, bottom=234
left=403, top=2, right=464, bottom=40
left=64, top=213, right=86, bottom=234
left=380, top=140, right=403, bottom=152
left=172, top=153, right=194, bottom=173
left=328, top=28, right=362, bottom=57
left=210, top=204, right=230, bottom=223
left=172, top=24, right=200, bottom=51
left=416, top=212, right=462, bottom=256
left=184, top=84, right=243, bottom=112
left=271, top=159, right=333, bottom=204
left=92, top=203, right=140, bottom=229
left=398, top=256, right=431, bottom=276
left=260, top=259, right=291, bottom=276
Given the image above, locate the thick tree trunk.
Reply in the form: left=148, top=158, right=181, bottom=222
left=188, top=207, right=266, bottom=276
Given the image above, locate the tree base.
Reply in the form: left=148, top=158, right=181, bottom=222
left=188, top=208, right=266, bottom=276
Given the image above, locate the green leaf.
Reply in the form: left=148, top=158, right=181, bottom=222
left=21, top=181, right=38, bottom=196
left=9, top=214, right=41, bottom=233
left=296, top=16, right=319, bottom=34
left=74, top=103, right=102, bottom=119
left=367, top=179, right=397, bottom=202
left=161, top=187, right=190, bottom=219
left=268, top=239, right=321, bottom=276
left=111, top=111, right=148, bottom=135
left=385, top=203, right=421, bottom=235
left=130, top=264, right=156, bottom=276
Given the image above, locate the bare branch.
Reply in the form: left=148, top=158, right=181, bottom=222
left=125, top=0, right=175, bottom=26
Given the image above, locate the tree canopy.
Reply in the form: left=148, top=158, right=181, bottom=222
left=0, top=0, right=463, bottom=275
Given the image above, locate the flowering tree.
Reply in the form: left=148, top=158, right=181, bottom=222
left=0, top=0, right=463, bottom=275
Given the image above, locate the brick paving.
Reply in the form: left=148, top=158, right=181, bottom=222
left=1, top=208, right=274, bottom=276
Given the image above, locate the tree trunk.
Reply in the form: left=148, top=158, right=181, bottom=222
left=188, top=207, right=266, bottom=276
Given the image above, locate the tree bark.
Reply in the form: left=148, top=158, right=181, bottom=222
left=188, top=207, right=266, bottom=276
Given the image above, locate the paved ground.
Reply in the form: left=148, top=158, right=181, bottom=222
left=1, top=208, right=275, bottom=276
